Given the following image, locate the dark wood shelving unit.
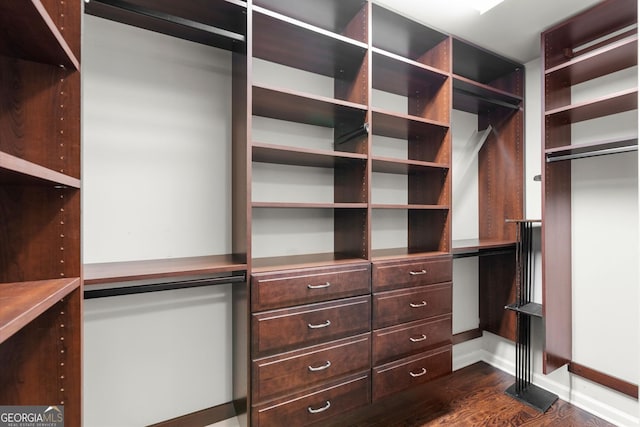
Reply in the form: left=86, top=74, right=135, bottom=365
left=0, top=0, right=81, bottom=424
left=542, top=0, right=637, bottom=374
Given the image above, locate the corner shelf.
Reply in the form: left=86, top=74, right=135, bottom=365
left=0, top=278, right=81, bottom=344
left=0, top=0, right=79, bottom=69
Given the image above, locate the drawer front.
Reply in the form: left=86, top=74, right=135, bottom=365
left=252, top=372, right=371, bottom=427
left=251, top=263, right=371, bottom=311
left=372, top=346, right=451, bottom=401
left=373, top=283, right=451, bottom=329
left=372, top=256, right=452, bottom=291
left=253, top=333, right=371, bottom=403
left=252, top=296, right=371, bottom=357
left=373, top=315, right=451, bottom=365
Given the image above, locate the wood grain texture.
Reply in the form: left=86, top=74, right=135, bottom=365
left=324, top=362, right=615, bottom=427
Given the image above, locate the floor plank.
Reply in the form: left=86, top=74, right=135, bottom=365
left=322, top=362, right=615, bottom=427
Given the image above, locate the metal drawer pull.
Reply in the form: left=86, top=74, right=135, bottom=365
left=308, top=282, right=331, bottom=289
left=409, top=367, right=427, bottom=378
left=409, top=334, right=427, bottom=342
left=409, top=301, right=427, bottom=308
left=308, top=400, right=331, bottom=414
left=409, top=269, right=427, bottom=276
left=308, top=360, right=332, bottom=372
left=308, top=320, right=331, bottom=329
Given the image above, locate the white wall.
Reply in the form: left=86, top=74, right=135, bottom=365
left=82, top=15, right=235, bottom=426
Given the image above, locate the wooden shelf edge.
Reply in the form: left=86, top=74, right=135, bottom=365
left=371, top=108, right=450, bottom=130
left=0, top=277, right=81, bottom=344
left=0, top=152, right=81, bottom=187
left=252, top=142, right=367, bottom=167
left=452, top=238, right=516, bottom=255
left=253, top=202, right=367, bottom=209
left=371, top=47, right=449, bottom=80
left=453, top=74, right=523, bottom=103
left=371, top=204, right=449, bottom=210
left=545, top=87, right=638, bottom=122
left=83, top=255, right=247, bottom=285
left=371, top=249, right=450, bottom=262
left=371, top=156, right=450, bottom=173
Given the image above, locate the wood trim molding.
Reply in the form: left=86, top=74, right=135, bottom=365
left=147, top=401, right=236, bottom=427
left=569, top=362, right=638, bottom=399
left=452, top=328, right=483, bottom=345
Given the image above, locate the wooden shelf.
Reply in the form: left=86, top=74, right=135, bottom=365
left=0, top=152, right=81, bottom=188
left=452, top=38, right=521, bottom=86
left=545, top=32, right=637, bottom=86
left=253, top=6, right=367, bottom=79
left=85, top=0, right=246, bottom=51
left=0, top=278, right=80, bottom=344
left=371, top=248, right=449, bottom=262
left=371, top=204, right=449, bottom=210
left=253, top=0, right=367, bottom=43
left=371, top=157, right=449, bottom=174
left=84, top=254, right=247, bottom=285
left=542, top=0, right=637, bottom=69
left=0, top=0, right=79, bottom=69
left=252, top=253, right=369, bottom=272
left=253, top=84, right=367, bottom=127
left=545, top=88, right=638, bottom=124
left=371, top=109, right=449, bottom=140
left=545, top=137, right=638, bottom=161
left=372, top=48, right=448, bottom=96
left=452, top=239, right=516, bottom=257
left=453, top=74, right=522, bottom=113
left=252, top=142, right=366, bottom=168
left=253, top=202, right=367, bottom=209
left=371, top=4, right=449, bottom=65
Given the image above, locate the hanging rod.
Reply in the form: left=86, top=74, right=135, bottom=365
left=335, top=123, right=369, bottom=145
left=454, top=88, right=521, bottom=111
left=85, top=0, right=246, bottom=43
left=546, top=144, right=638, bottom=163
left=84, top=273, right=246, bottom=299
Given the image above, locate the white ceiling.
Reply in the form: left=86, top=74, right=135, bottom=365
left=373, top=0, right=604, bottom=64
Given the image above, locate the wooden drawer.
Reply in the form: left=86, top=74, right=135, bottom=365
left=252, top=372, right=371, bottom=427
left=251, top=263, right=371, bottom=311
left=372, top=315, right=451, bottom=365
left=252, top=333, right=371, bottom=403
left=252, top=296, right=371, bottom=357
left=373, top=283, right=451, bottom=329
left=372, top=345, right=451, bottom=401
left=372, top=255, right=452, bottom=291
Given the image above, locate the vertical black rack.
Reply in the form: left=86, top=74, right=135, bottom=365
left=505, top=219, right=558, bottom=412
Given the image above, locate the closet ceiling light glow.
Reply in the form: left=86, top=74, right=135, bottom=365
left=471, top=0, right=505, bottom=14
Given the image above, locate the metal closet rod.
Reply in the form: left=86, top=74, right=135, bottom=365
left=335, top=123, right=369, bottom=145
left=83, top=273, right=246, bottom=299
left=86, top=0, right=246, bottom=43
left=546, top=144, right=638, bottom=163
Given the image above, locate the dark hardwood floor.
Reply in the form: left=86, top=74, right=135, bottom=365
left=324, top=362, right=615, bottom=426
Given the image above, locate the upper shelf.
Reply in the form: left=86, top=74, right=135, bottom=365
left=453, top=75, right=523, bottom=113
left=0, top=277, right=80, bottom=344
left=84, top=254, right=247, bottom=285
left=253, top=84, right=367, bottom=127
left=452, top=38, right=521, bottom=89
left=0, top=152, right=81, bottom=188
left=545, top=88, right=638, bottom=124
left=252, top=142, right=367, bottom=168
left=0, top=0, right=79, bottom=69
left=371, top=109, right=449, bottom=140
left=545, top=32, right=637, bottom=86
left=253, top=7, right=367, bottom=79
left=372, top=48, right=449, bottom=96
left=84, top=0, right=247, bottom=51
left=253, top=0, right=367, bottom=43
left=542, top=0, right=637, bottom=70
left=372, top=3, right=449, bottom=71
